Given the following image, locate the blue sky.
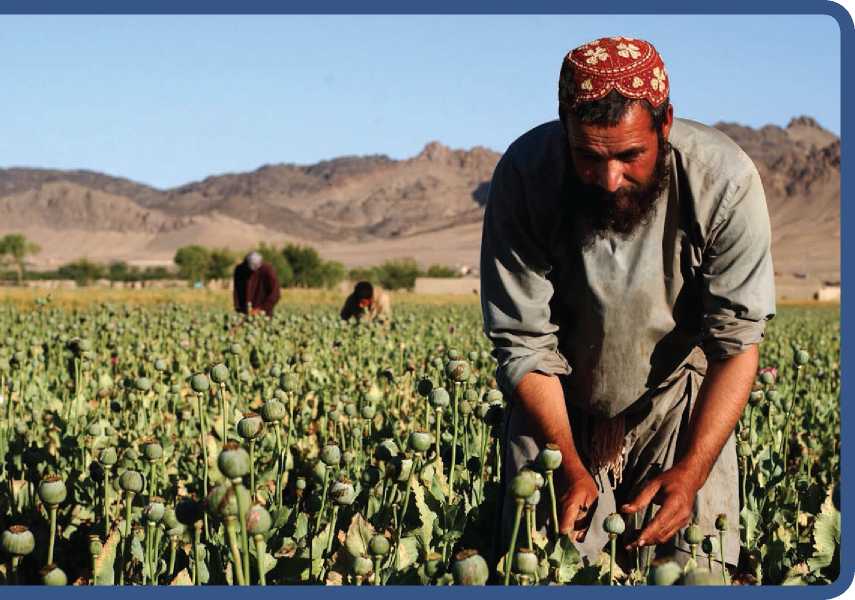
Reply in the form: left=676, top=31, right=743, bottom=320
left=0, top=14, right=842, bottom=189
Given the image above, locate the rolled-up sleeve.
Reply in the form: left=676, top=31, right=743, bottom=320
left=700, top=164, right=777, bottom=359
left=480, top=152, right=571, bottom=398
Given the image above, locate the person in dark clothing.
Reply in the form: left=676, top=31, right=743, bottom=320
left=233, top=251, right=281, bottom=316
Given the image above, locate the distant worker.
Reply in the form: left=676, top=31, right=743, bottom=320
left=233, top=251, right=281, bottom=317
left=340, top=280, right=392, bottom=324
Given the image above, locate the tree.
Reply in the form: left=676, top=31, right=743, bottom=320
left=108, top=261, right=131, bottom=281
left=319, top=260, right=346, bottom=289
left=174, top=245, right=211, bottom=284
left=207, top=248, right=237, bottom=281
left=58, top=258, right=104, bottom=286
left=426, top=264, right=460, bottom=278
left=377, top=258, right=421, bottom=290
left=0, top=233, right=41, bottom=285
left=257, top=243, right=294, bottom=287
left=282, top=244, right=324, bottom=288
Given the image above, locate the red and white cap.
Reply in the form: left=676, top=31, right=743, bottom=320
left=559, top=36, right=669, bottom=110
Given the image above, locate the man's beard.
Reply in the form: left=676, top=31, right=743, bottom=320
left=574, top=132, right=671, bottom=248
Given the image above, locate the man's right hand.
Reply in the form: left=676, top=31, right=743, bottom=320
left=556, top=467, right=600, bottom=542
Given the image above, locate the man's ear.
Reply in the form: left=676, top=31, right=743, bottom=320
left=661, top=103, right=674, bottom=142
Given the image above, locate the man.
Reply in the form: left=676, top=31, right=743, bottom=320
left=480, top=36, right=775, bottom=569
left=233, top=251, right=281, bottom=317
left=340, top=280, right=392, bottom=324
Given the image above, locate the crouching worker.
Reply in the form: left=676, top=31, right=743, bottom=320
left=233, top=251, right=281, bottom=317
left=340, top=280, right=392, bottom=324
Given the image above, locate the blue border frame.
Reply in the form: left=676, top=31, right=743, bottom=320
left=0, top=0, right=850, bottom=597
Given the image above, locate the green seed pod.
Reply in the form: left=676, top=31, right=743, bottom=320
left=154, top=359, right=168, bottom=372
left=88, top=535, right=103, bottom=557
left=321, top=443, right=342, bottom=467
left=210, top=363, right=229, bottom=384
left=369, top=534, right=390, bottom=557
left=351, top=554, right=374, bottom=577
left=190, top=373, right=210, bottom=393
left=425, top=552, right=444, bottom=578
left=40, top=564, right=68, bottom=586
left=246, top=504, right=272, bottom=536
left=484, top=389, right=503, bottom=404
left=765, top=389, right=780, bottom=403
left=409, top=431, right=433, bottom=453
left=260, top=399, right=286, bottom=423
left=446, top=349, right=461, bottom=360
left=513, top=548, right=539, bottom=575
left=162, top=507, right=180, bottom=531
left=511, top=472, right=537, bottom=500
left=475, top=403, right=490, bottom=420
left=648, top=560, right=682, bottom=585
left=144, top=497, right=166, bottom=523
left=759, top=371, right=775, bottom=385
left=684, top=523, right=703, bottom=545
left=701, top=535, right=718, bottom=555
left=452, top=549, right=489, bottom=585
left=237, top=412, right=265, bottom=440
left=603, top=513, right=626, bottom=535
left=344, top=403, right=358, bottom=418
left=87, top=421, right=106, bottom=437
left=365, top=385, right=383, bottom=404
left=330, top=479, right=356, bottom=506
left=134, top=377, right=151, bottom=392
left=538, top=443, right=563, bottom=471
left=467, top=351, right=480, bottom=363
left=119, top=469, right=144, bottom=494
left=445, top=360, right=470, bottom=383
left=206, top=483, right=250, bottom=519
left=2, top=525, right=35, bottom=556
left=328, top=409, right=341, bottom=423
left=361, top=404, right=377, bottom=420
left=714, top=513, right=728, bottom=531
left=525, top=488, right=541, bottom=507
left=794, top=350, right=810, bottom=366
left=681, top=568, right=719, bottom=585
left=417, top=378, right=434, bottom=398
left=141, top=438, right=164, bottom=461
left=429, top=388, right=450, bottom=409
left=278, top=373, right=298, bottom=392
left=737, top=441, right=752, bottom=458
left=522, top=468, right=544, bottom=490
left=312, top=461, right=328, bottom=484
left=99, top=447, right=118, bottom=466
left=38, top=474, right=68, bottom=506
left=218, top=442, right=251, bottom=479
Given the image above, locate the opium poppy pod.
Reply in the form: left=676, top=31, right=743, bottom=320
left=210, top=363, right=229, bottom=384
left=715, top=514, right=728, bottom=531
left=40, top=564, right=68, bottom=586
left=260, top=399, right=286, bottom=423
left=134, top=377, right=152, bottom=392
left=684, top=523, right=703, bottom=545
left=144, top=497, right=166, bottom=523
left=409, top=431, right=433, bottom=453
left=206, top=483, right=250, bottom=519
left=365, top=385, right=383, bottom=404
left=141, top=438, right=164, bottom=461
left=429, top=388, right=450, bottom=409
left=330, top=479, right=356, bottom=506
left=218, top=443, right=251, bottom=479
left=538, top=443, right=563, bottom=471
left=681, top=569, right=719, bottom=585
left=604, top=513, right=626, bottom=535
left=320, top=443, right=341, bottom=467
left=484, top=389, right=503, bottom=404
left=190, top=373, right=210, bottom=393
left=369, top=534, right=390, bottom=557
left=119, top=470, right=144, bottom=494
left=237, top=413, right=265, bottom=440
left=648, top=560, right=682, bottom=585
left=511, top=472, right=536, bottom=500
left=99, top=447, right=118, bottom=466
left=246, top=504, right=272, bottom=536
left=452, top=549, right=489, bottom=585
left=2, top=525, right=35, bottom=556
left=351, top=555, right=374, bottom=577
left=417, top=378, right=434, bottom=398
left=513, top=548, right=539, bottom=576
left=445, top=360, right=470, bottom=383
left=38, top=474, right=68, bottom=506
left=794, top=350, right=810, bottom=366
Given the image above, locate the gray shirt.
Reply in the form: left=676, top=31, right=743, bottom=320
left=480, top=117, right=776, bottom=418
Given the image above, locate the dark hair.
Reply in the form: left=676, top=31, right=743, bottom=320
left=560, top=89, right=670, bottom=132
left=354, top=281, right=374, bottom=300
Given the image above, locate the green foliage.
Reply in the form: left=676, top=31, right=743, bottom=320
left=0, top=232, right=41, bottom=284
left=206, top=248, right=237, bottom=281
left=426, top=264, right=460, bottom=278
left=257, top=243, right=294, bottom=287
left=376, top=258, right=421, bottom=291
left=174, top=245, right=212, bottom=284
left=57, top=258, right=105, bottom=286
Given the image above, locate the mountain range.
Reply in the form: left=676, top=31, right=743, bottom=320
left=0, top=116, right=839, bottom=299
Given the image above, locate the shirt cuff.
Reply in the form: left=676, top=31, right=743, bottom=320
left=701, top=314, right=768, bottom=360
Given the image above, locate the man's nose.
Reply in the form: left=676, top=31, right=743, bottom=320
left=596, top=160, right=624, bottom=193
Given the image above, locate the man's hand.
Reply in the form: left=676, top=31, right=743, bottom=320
left=621, top=464, right=702, bottom=549
left=556, top=467, right=599, bottom=542
left=250, top=308, right=264, bottom=316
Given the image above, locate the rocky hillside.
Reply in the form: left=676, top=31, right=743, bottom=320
left=0, top=116, right=840, bottom=297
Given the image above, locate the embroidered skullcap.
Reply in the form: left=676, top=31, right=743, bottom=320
left=559, top=36, right=669, bottom=111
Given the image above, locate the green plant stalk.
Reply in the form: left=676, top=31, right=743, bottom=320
left=119, top=491, right=134, bottom=585
left=609, top=533, right=617, bottom=585
left=718, top=530, right=727, bottom=585
left=315, top=467, right=330, bottom=532
left=233, top=480, right=251, bottom=585
left=504, top=500, right=524, bottom=585
left=168, top=535, right=177, bottom=580
left=193, top=523, right=202, bottom=586
left=434, top=408, right=443, bottom=466
left=249, top=440, right=256, bottom=497
left=254, top=535, right=267, bottom=586
left=144, top=522, right=153, bottom=585
left=780, top=367, right=802, bottom=488
left=46, top=504, right=58, bottom=566
left=525, top=506, right=534, bottom=549
left=273, top=423, right=283, bottom=509
left=11, top=556, right=20, bottom=585
left=373, top=556, right=382, bottom=585
left=224, top=518, right=246, bottom=586
left=220, top=382, right=228, bottom=447
left=196, top=393, right=211, bottom=539
left=545, top=470, right=559, bottom=538
left=449, top=383, right=460, bottom=502
left=326, top=505, right=340, bottom=558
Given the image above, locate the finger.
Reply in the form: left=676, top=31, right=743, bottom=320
left=621, top=480, right=662, bottom=515
left=627, top=501, right=679, bottom=550
left=560, top=503, right=580, bottom=535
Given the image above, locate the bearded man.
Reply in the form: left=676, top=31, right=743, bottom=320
left=480, top=36, right=775, bottom=570
left=233, top=251, right=281, bottom=317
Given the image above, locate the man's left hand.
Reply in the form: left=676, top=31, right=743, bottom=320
left=250, top=308, right=264, bottom=316
left=620, top=464, right=702, bottom=549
